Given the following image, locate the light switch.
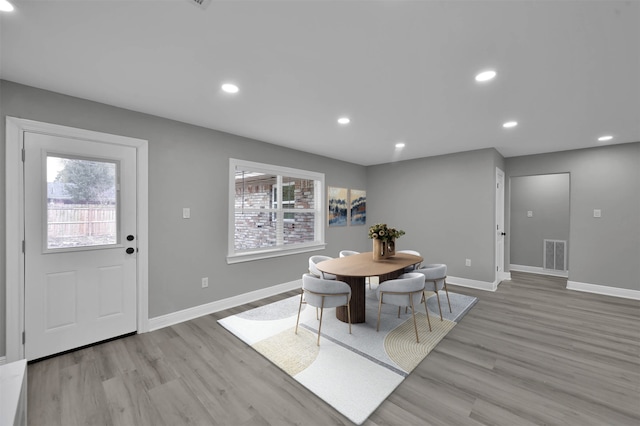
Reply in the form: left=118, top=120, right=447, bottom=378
left=593, top=209, right=601, bottom=218
left=527, top=210, right=533, bottom=217
left=183, top=208, right=191, bottom=219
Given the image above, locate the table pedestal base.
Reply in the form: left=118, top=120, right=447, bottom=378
left=336, top=276, right=366, bottom=323
left=335, top=270, right=405, bottom=323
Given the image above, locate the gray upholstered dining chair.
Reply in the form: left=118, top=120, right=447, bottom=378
left=376, top=272, right=431, bottom=343
left=415, top=263, right=451, bottom=320
left=397, top=249, right=422, bottom=272
left=295, top=273, right=352, bottom=346
left=308, top=255, right=336, bottom=280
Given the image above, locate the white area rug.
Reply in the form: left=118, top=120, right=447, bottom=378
left=218, top=288, right=477, bottom=425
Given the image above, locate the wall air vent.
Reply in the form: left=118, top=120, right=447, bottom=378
left=544, top=239, right=567, bottom=271
left=187, top=0, right=212, bottom=10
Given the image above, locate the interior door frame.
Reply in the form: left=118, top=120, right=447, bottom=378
left=495, top=167, right=508, bottom=282
left=5, top=117, right=149, bottom=362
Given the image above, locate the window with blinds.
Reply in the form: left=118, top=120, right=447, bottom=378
left=228, top=159, right=325, bottom=263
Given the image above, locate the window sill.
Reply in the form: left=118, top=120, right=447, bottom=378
left=226, top=243, right=327, bottom=264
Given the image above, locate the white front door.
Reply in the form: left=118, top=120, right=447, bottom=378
left=24, top=132, right=138, bottom=360
left=495, top=167, right=505, bottom=280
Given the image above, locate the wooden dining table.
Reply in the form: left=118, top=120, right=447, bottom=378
left=316, top=252, right=423, bottom=323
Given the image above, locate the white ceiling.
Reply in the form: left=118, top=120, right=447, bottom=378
left=1, top=0, right=639, bottom=166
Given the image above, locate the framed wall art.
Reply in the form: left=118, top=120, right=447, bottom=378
left=328, top=186, right=348, bottom=226
left=350, top=189, right=366, bottom=225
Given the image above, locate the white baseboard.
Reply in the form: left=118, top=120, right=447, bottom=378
left=148, top=279, right=302, bottom=331
left=510, top=264, right=568, bottom=278
left=0, top=356, right=6, bottom=365
left=498, top=271, right=511, bottom=282
left=567, top=280, right=640, bottom=300
left=447, top=276, right=500, bottom=292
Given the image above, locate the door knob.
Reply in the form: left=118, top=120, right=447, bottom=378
left=127, top=235, right=135, bottom=241
left=126, top=247, right=135, bottom=254
left=501, top=232, right=506, bottom=236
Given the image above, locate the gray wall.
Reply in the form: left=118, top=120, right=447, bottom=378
left=3, top=79, right=637, bottom=358
left=0, top=80, right=369, bottom=356
left=506, top=143, right=640, bottom=290
left=366, top=148, right=505, bottom=284
left=510, top=174, right=570, bottom=268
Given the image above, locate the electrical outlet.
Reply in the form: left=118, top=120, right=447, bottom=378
left=201, top=277, right=208, bottom=288
left=465, top=259, right=471, bottom=267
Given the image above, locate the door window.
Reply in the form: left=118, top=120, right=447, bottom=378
left=46, top=155, right=119, bottom=249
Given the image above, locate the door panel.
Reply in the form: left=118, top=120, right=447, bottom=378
left=97, top=265, right=125, bottom=317
left=496, top=168, right=505, bottom=277
left=24, top=132, right=137, bottom=360
left=44, top=271, right=77, bottom=330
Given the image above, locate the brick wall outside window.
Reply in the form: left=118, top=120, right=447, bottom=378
left=235, top=177, right=315, bottom=251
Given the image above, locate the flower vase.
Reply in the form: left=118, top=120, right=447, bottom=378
left=386, top=238, right=396, bottom=257
left=373, top=238, right=396, bottom=260
left=372, top=238, right=386, bottom=261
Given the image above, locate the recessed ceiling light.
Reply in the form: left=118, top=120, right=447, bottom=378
left=503, top=121, right=518, bottom=128
left=337, top=117, right=350, bottom=125
left=221, top=83, right=239, bottom=94
left=597, top=135, right=613, bottom=142
left=475, top=70, right=497, bottom=82
left=0, top=0, right=14, bottom=12
left=395, top=142, right=405, bottom=149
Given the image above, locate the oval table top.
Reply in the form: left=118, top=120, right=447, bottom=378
left=316, top=251, right=423, bottom=277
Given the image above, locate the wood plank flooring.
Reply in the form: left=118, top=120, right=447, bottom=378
left=27, top=271, right=640, bottom=425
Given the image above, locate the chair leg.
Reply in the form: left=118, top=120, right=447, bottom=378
left=347, top=299, right=352, bottom=334
left=410, top=297, right=419, bottom=343
left=435, top=291, right=443, bottom=320
left=423, top=291, right=432, bottom=332
left=316, top=297, right=326, bottom=346
left=295, top=290, right=304, bottom=335
left=377, top=296, right=383, bottom=332
left=398, top=306, right=401, bottom=318
left=443, top=280, right=452, bottom=313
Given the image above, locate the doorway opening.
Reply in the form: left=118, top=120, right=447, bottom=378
left=508, top=173, right=570, bottom=278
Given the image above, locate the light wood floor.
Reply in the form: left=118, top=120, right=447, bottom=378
left=27, top=271, right=640, bottom=425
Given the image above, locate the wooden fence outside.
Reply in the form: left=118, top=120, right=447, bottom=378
left=48, top=204, right=116, bottom=247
